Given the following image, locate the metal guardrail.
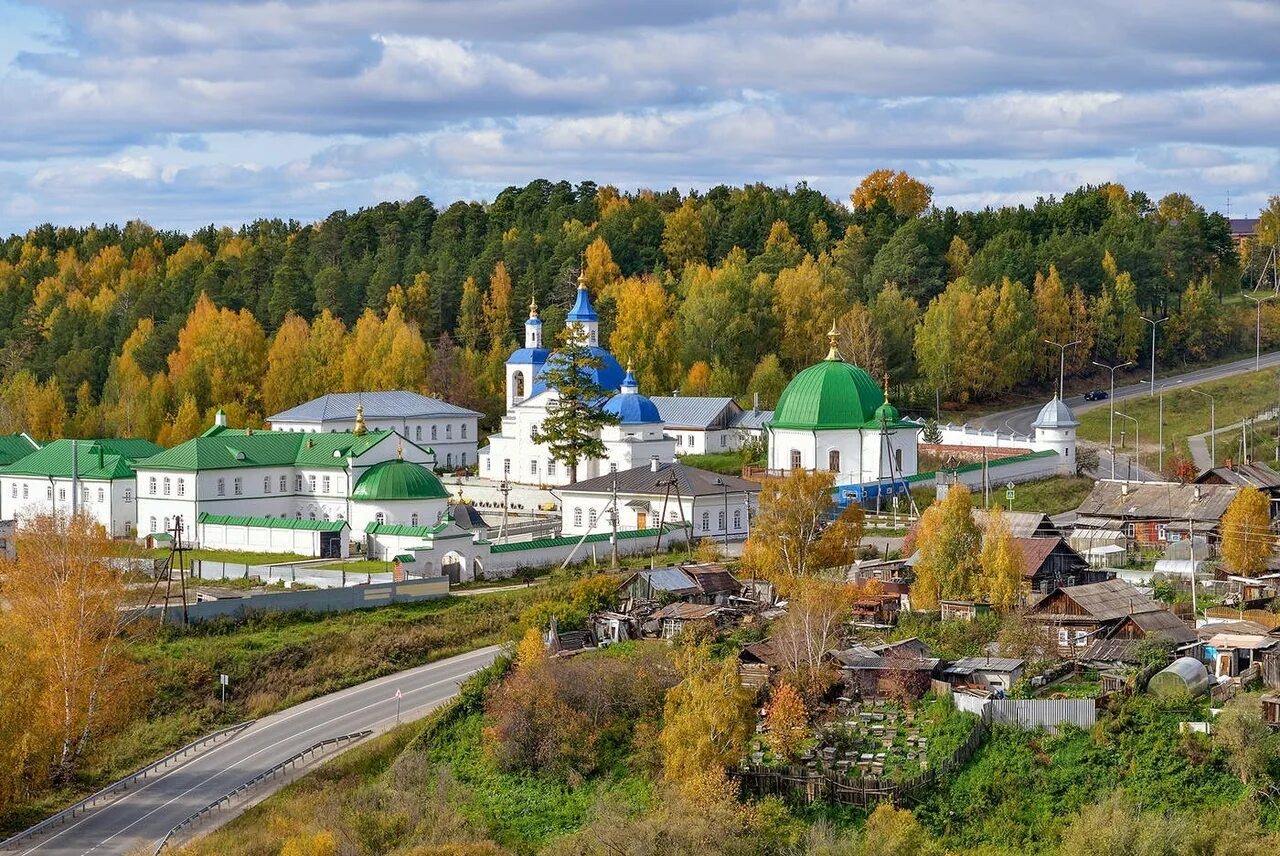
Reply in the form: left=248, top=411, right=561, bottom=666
left=152, top=729, right=372, bottom=854
left=0, top=720, right=255, bottom=852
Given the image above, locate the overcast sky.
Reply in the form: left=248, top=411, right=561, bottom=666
left=1, top=0, right=1277, bottom=234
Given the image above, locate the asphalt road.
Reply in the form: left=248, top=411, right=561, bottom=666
left=15, top=645, right=501, bottom=856
left=967, top=348, right=1280, bottom=437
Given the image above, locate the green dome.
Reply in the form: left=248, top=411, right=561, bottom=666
left=874, top=400, right=900, bottom=425
left=770, top=357, right=887, bottom=430
left=352, top=459, right=449, bottom=502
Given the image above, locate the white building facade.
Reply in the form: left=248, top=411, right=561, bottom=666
left=268, top=390, right=480, bottom=471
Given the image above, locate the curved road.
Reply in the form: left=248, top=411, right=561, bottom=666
left=15, top=645, right=501, bottom=856
left=968, top=348, right=1280, bottom=437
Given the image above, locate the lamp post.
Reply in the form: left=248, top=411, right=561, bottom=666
left=1043, top=339, right=1081, bottom=399
left=1244, top=294, right=1273, bottom=372
left=1115, top=411, right=1139, bottom=481
left=713, top=477, right=730, bottom=548
left=1092, top=359, right=1134, bottom=479
left=1140, top=316, right=1167, bottom=394
left=1140, top=379, right=1181, bottom=475
left=1191, top=388, right=1216, bottom=467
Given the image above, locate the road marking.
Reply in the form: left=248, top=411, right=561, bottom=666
left=19, top=646, right=499, bottom=856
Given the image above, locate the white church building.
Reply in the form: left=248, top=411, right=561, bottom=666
left=480, top=284, right=676, bottom=486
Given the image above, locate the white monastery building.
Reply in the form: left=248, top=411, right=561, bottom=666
left=133, top=408, right=449, bottom=549
left=267, top=390, right=480, bottom=471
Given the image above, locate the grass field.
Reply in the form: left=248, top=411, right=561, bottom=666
left=1077, top=366, right=1280, bottom=469
left=911, top=475, right=1094, bottom=517
left=137, top=547, right=313, bottom=567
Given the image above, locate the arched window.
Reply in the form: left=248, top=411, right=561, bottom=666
left=574, top=508, right=583, bottom=526
left=415, top=426, right=422, bottom=441
left=234, top=477, right=243, bottom=495
left=97, top=488, right=104, bottom=503
left=411, top=513, right=419, bottom=526
left=216, top=478, right=225, bottom=496
left=718, top=511, right=725, bottom=531
left=264, top=476, right=271, bottom=493
left=149, top=516, right=156, bottom=533
left=446, top=424, right=452, bottom=439
left=789, top=449, right=802, bottom=470
left=513, top=371, right=526, bottom=399
left=163, top=516, right=170, bottom=533
left=431, top=425, right=438, bottom=441
left=447, top=453, right=454, bottom=467
left=701, top=512, right=710, bottom=532
left=733, top=509, right=742, bottom=530
left=461, top=424, right=468, bottom=439
left=177, top=478, right=185, bottom=496
left=149, top=477, right=157, bottom=495
left=895, top=449, right=903, bottom=471
left=280, top=475, right=287, bottom=492
left=163, top=477, right=171, bottom=496
left=375, top=512, right=385, bottom=525
left=828, top=450, right=840, bottom=472
left=588, top=509, right=597, bottom=528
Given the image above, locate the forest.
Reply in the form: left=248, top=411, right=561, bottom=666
left=0, top=172, right=1274, bottom=446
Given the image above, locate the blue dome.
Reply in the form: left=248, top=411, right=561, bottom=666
left=531, top=346, right=626, bottom=396
left=566, top=284, right=598, bottom=322
left=604, top=390, right=661, bottom=424
left=506, top=347, right=551, bottom=366
left=526, top=316, right=543, bottom=327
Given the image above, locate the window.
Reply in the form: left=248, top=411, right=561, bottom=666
left=415, top=426, right=422, bottom=441
left=264, top=476, right=271, bottom=493
left=461, top=424, right=467, bottom=439
left=375, top=512, right=385, bottom=525
left=462, top=452, right=468, bottom=465
left=163, top=477, right=171, bottom=496
left=217, top=478, right=225, bottom=496
left=733, top=509, right=742, bottom=530
left=574, top=508, right=583, bottom=526
left=47, top=486, right=53, bottom=500
left=123, top=488, right=132, bottom=503
left=149, top=516, right=156, bottom=533
left=718, top=511, right=726, bottom=531
left=149, top=477, right=157, bottom=495
left=58, top=488, right=65, bottom=501
left=688, top=434, right=695, bottom=447
left=22, top=484, right=28, bottom=499
left=894, top=449, right=903, bottom=472
left=485, top=457, right=490, bottom=472
left=720, top=434, right=727, bottom=448
left=431, top=425, right=438, bottom=441
left=701, top=511, right=710, bottom=532
left=530, top=459, right=538, bottom=475
left=97, top=488, right=104, bottom=503
left=411, top=513, right=419, bottom=526
left=1057, top=628, right=1069, bottom=647
left=322, top=476, right=331, bottom=493
left=676, top=435, right=683, bottom=447
left=8, top=484, right=13, bottom=498
left=446, top=424, right=452, bottom=439
left=280, top=475, right=288, bottom=492
left=163, top=516, right=170, bottom=533
left=447, top=453, right=453, bottom=467
left=296, top=475, right=303, bottom=491
left=828, top=450, right=840, bottom=472
left=1074, top=630, right=1088, bottom=645
left=309, top=512, right=316, bottom=520
left=296, top=511, right=302, bottom=520
left=610, top=462, right=618, bottom=473
left=547, top=459, right=556, bottom=476
left=177, top=478, right=185, bottom=497
left=588, top=510, right=598, bottom=527
left=513, top=371, right=525, bottom=399
left=790, top=449, right=802, bottom=470
left=234, top=477, right=242, bottom=496
left=530, top=423, right=539, bottom=440
left=308, top=475, right=316, bottom=492
left=503, top=459, right=511, bottom=475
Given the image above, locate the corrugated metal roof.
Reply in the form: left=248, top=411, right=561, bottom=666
left=0, top=438, right=162, bottom=479
left=652, top=602, right=722, bottom=620
left=490, top=525, right=669, bottom=553
left=649, top=397, right=737, bottom=429
left=197, top=512, right=347, bottom=532
left=1036, top=578, right=1164, bottom=621
left=268, top=391, right=480, bottom=423
left=1074, top=481, right=1238, bottom=523
left=0, top=433, right=40, bottom=467
left=1195, top=462, right=1280, bottom=489
left=944, top=656, right=1026, bottom=674
left=974, top=510, right=1057, bottom=538
left=139, top=427, right=402, bottom=472
left=562, top=460, right=759, bottom=497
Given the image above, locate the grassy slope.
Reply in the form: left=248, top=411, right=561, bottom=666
left=0, top=585, right=559, bottom=836
left=911, top=475, right=1094, bottom=517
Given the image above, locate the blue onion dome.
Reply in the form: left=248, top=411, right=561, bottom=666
left=566, top=279, right=598, bottom=322
left=603, top=363, right=661, bottom=424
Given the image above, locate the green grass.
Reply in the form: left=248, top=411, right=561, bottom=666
left=911, top=475, right=1094, bottom=516
left=137, top=547, right=314, bottom=567
left=1077, top=366, right=1280, bottom=468
left=676, top=451, right=759, bottom=475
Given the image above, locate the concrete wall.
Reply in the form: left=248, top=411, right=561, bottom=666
left=135, top=576, right=449, bottom=624
left=196, top=520, right=349, bottom=558
left=484, top=527, right=691, bottom=577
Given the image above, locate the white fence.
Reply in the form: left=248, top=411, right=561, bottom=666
left=985, top=698, right=1096, bottom=733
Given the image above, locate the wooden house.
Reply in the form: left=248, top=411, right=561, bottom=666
left=831, top=638, right=940, bottom=700
left=1026, top=578, right=1197, bottom=662
left=1072, top=481, right=1238, bottom=549
left=1015, top=536, right=1106, bottom=595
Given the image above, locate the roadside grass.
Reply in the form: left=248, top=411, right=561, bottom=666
left=676, top=451, right=759, bottom=475
left=133, top=547, right=315, bottom=567
left=911, top=475, right=1094, bottom=517
left=0, top=584, right=565, bottom=838
left=1077, top=366, right=1280, bottom=466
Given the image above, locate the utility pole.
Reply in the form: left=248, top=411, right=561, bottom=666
left=1116, top=411, right=1139, bottom=480
left=1140, top=379, right=1180, bottom=475
left=497, top=479, right=511, bottom=542
left=1140, top=316, right=1167, bottom=394
left=1191, top=388, right=1216, bottom=467
left=713, top=477, right=730, bottom=548
left=610, top=474, right=619, bottom=570
left=1093, top=360, right=1133, bottom=479
left=1244, top=294, right=1272, bottom=372
left=1043, top=339, right=1080, bottom=399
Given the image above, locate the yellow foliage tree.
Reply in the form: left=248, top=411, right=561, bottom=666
left=607, top=276, right=681, bottom=394
left=682, top=361, right=712, bottom=396
left=483, top=262, right=514, bottom=350
left=581, top=237, right=621, bottom=295
left=979, top=506, right=1026, bottom=610
left=1221, top=487, right=1274, bottom=577
left=910, top=484, right=981, bottom=609
left=773, top=253, right=851, bottom=370
left=741, top=470, right=864, bottom=585
left=850, top=169, right=933, bottom=218
left=168, top=292, right=267, bottom=416
left=661, top=198, right=707, bottom=273
left=764, top=681, right=808, bottom=761
left=659, top=642, right=753, bottom=798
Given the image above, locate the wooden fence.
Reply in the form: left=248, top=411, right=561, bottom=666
left=1205, top=607, right=1280, bottom=630
left=737, top=717, right=986, bottom=809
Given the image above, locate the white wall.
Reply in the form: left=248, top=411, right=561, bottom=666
left=269, top=415, right=476, bottom=469
left=349, top=497, right=449, bottom=537
left=196, top=520, right=349, bottom=558
left=769, top=426, right=917, bottom=485
left=558, top=489, right=756, bottom=539
left=0, top=476, right=135, bottom=536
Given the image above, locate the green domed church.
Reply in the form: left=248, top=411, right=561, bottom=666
left=767, top=326, right=918, bottom=491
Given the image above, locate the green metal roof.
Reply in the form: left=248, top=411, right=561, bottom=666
left=364, top=520, right=469, bottom=539
left=0, top=438, right=162, bottom=480
left=490, top=525, right=673, bottom=554
left=139, top=427, right=400, bottom=471
left=0, top=434, right=40, bottom=467
left=197, top=512, right=348, bottom=532
left=770, top=356, right=900, bottom=430
left=352, top=459, right=449, bottom=502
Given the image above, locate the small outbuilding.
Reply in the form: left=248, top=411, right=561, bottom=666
left=941, top=657, right=1026, bottom=693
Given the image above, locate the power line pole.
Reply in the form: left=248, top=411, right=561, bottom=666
left=1140, top=316, right=1167, bottom=394
left=610, top=474, right=619, bottom=570
left=1043, top=339, right=1080, bottom=399
left=1092, top=359, right=1133, bottom=478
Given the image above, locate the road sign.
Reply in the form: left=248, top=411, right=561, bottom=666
left=394, top=688, right=402, bottom=700
left=220, top=674, right=229, bottom=686
left=1005, top=489, right=1015, bottom=500
left=394, top=687, right=403, bottom=723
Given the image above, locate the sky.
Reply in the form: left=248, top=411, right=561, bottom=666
left=0, top=0, right=1277, bottom=234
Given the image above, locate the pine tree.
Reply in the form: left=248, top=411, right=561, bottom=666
left=922, top=418, right=943, bottom=445
left=530, top=324, right=620, bottom=484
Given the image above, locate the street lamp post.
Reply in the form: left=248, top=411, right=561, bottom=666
left=713, top=477, right=729, bottom=547
left=1116, top=411, right=1139, bottom=480
left=1092, top=359, right=1134, bottom=479
left=1140, top=379, right=1181, bottom=474
left=1043, top=339, right=1081, bottom=399
left=1191, top=388, right=1216, bottom=467
left=1244, top=294, right=1273, bottom=372
left=1141, top=316, right=1167, bottom=394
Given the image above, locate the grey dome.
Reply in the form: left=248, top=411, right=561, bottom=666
left=1032, top=396, right=1079, bottom=429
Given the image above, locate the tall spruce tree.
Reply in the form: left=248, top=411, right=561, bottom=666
left=530, top=323, right=619, bottom=483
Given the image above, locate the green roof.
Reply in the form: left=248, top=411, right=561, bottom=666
left=352, top=459, right=449, bottom=502
left=197, top=512, right=348, bottom=532
left=0, top=434, right=40, bottom=467
left=0, top=438, right=163, bottom=480
left=364, top=520, right=469, bottom=539
left=490, top=525, right=674, bottom=554
left=139, top=426, right=402, bottom=471
left=771, top=356, right=911, bottom=430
